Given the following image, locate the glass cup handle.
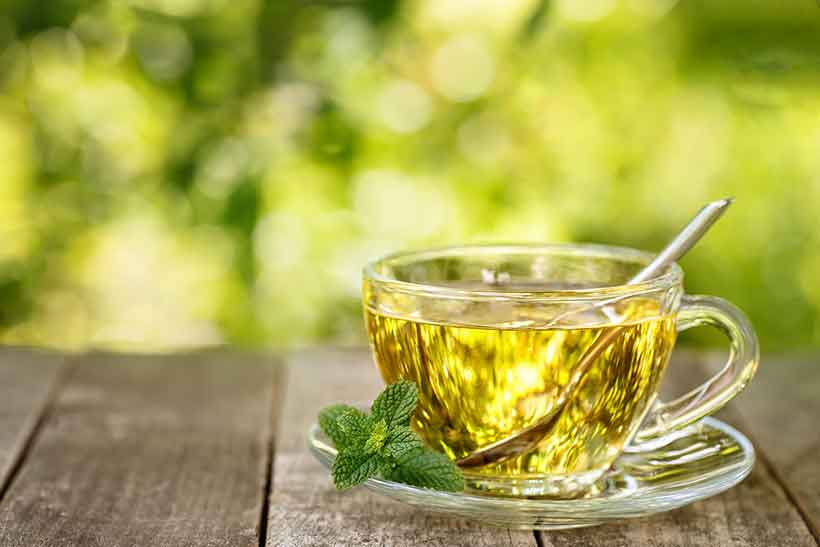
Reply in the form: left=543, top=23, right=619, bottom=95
left=631, top=294, right=759, bottom=446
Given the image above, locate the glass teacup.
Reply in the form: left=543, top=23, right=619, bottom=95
left=363, top=244, right=758, bottom=497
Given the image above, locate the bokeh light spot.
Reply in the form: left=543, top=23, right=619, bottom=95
left=254, top=212, right=309, bottom=272
left=197, top=138, right=249, bottom=199
left=353, top=169, right=450, bottom=238
left=134, top=22, right=192, bottom=82
left=377, top=79, right=433, bottom=133
left=430, top=34, right=495, bottom=102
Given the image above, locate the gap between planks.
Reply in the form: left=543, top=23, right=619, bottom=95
left=726, top=353, right=820, bottom=544
left=696, top=352, right=819, bottom=545
left=756, top=444, right=820, bottom=545
left=257, top=362, right=284, bottom=547
left=267, top=348, right=538, bottom=547
left=0, top=349, right=76, bottom=506
left=0, top=350, right=282, bottom=547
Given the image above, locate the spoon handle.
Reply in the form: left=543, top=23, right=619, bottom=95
left=631, top=198, right=733, bottom=283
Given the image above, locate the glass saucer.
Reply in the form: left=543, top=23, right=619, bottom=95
left=307, top=416, right=754, bottom=530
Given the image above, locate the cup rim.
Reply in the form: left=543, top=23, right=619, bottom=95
left=363, top=243, right=683, bottom=302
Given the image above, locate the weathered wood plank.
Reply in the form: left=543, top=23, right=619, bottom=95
left=729, top=354, right=820, bottom=541
left=0, top=350, right=280, bottom=547
left=274, top=348, right=384, bottom=455
left=270, top=452, right=536, bottom=547
left=0, top=347, right=67, bottom=499
left=539, top=352, right=817, bottom=547
left=540, top=451, right=814, bottom=547
left=267, top=348, right=537, bottom=547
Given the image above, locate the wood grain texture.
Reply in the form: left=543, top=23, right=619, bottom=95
left=274, top=349, right=384, bottom=455
left=0, top=347, right=66, bottom=498
left=0, top=350, right=280, bottom=547
left=267, top=348, right=537, bottom=547
left=729, top=353, right=820, bottom=541
left=539, top=352, right=817, bottom=547
left=540, top=449, right=815, bottom=547
left=1, top=347, right=811, bottom=547
left=270, top=452, right=535, bottom=547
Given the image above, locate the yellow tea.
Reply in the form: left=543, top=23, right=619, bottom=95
left=365, top=298, right=676, bottom=481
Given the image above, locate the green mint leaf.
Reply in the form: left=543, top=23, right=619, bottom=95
left=384, top=447, right=465, bottom=492
left=336, top=408, right=375, bottom=448
left=371, top=380, right=418, bottom=428
left=318, top=380, right=464, bottom=493
left=382, top=425, right=424, bottom=460
left=364, top=419, right=389, bottom=454
left=332, top=447, right=381, bottom=490
left=318, top=404, right=358, bottom=449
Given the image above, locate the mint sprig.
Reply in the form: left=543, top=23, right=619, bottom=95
left=318, top=380, right=464, bottom=492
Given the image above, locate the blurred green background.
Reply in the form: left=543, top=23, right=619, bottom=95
left=0, top=0, right=818, bottom=352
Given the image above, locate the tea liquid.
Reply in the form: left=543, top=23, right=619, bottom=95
left=365, top=298, right=676, bottom=478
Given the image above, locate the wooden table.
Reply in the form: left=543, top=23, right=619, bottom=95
left=0, top=347, right=816, bottom=546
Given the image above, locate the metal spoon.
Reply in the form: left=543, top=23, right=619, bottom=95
left=456, top=198, right=734, bottom=468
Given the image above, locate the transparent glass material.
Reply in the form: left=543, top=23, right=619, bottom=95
left=308, top=414, right=754, bottom=529
left=362, top=244, right=759, bottom=497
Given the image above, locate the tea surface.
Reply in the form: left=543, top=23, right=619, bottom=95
left=365, top=299, right=676, bottom=479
